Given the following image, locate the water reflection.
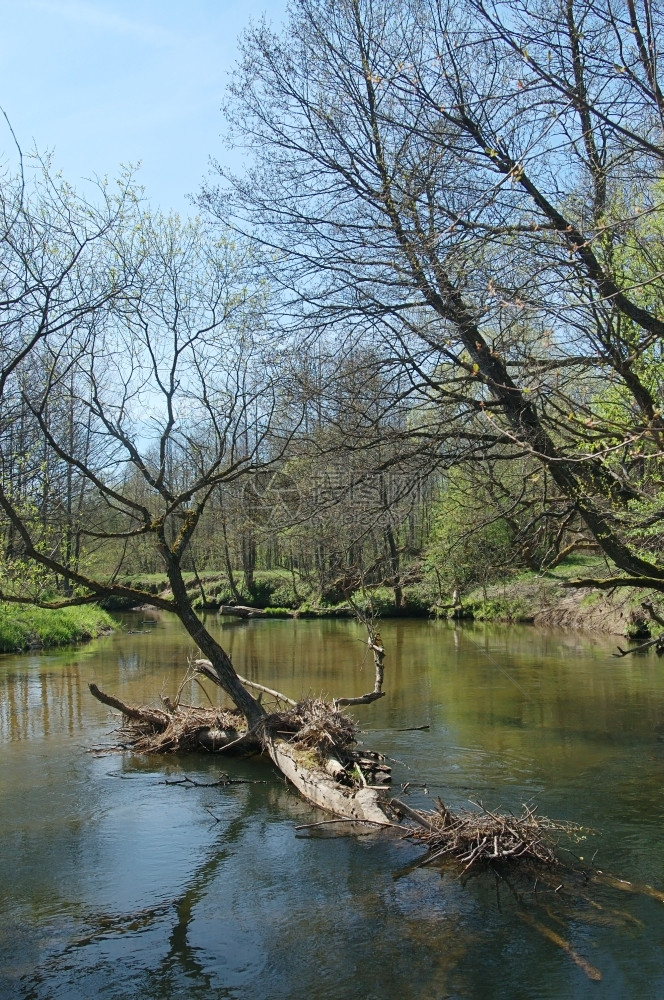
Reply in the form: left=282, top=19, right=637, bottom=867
left=1, top=616, right=664, bottom=999
left=0, top=662, right=84, bottom=742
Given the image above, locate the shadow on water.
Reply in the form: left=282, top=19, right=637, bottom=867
left=18, top=766, right=267, bottom=1000
left=1, top=616, right=664, bottom=999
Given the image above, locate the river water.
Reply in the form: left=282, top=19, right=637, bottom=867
left=1, top=614, right=663, bottom=1000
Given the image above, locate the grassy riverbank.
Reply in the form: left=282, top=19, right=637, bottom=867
left=108, top=556, right=664, bottom=636
left=0, top=604, right=116, bottom=653
left=441, top=553, right=664, bottom=635
left=109, top=569, right=433, bottom=618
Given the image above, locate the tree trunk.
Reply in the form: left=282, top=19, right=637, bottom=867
left=163, top=551, right=265, bottom=726
left=265, top=737, right=391, bottom=823
left=220, top=511, right=242, bottom=603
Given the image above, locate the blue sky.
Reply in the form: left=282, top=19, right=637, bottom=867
left=0, top=0, right=288, bottom=213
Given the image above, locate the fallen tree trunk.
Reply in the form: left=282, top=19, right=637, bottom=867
left=86, top=653, right=662, bottom=986
left=88, top=632, right=576, bottom=869
left=264, top=737, right=392, bottom=825
left=89, top=678, right=393, bottom=821
left=219, top=605, right=270, bottom=618
left=89, top=674, right=578, bottom=865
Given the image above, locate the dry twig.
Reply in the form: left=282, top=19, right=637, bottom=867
left=390, top=797, right=580, bottom=869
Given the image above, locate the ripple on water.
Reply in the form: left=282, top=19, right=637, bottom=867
left=1, top=619, right=664, bottom=1000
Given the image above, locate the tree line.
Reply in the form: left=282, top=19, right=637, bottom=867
left=1, top=0, right=664, bottom=715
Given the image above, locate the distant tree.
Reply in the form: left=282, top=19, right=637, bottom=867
left=204, top=0, right=664, bottom=591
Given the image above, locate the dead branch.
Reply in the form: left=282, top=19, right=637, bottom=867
left=89, top=683, right=170, bottom=728
left=88, top=681, right=254, bottom=754
left=333, top=691, right=386, bottom=707
left=194, top=658, right=297, bottom=706
left=641, top=600, right=664, bottom=628
left=160, top=773, right=267, bottom=787
left=333, top=605, right=386, bottom=709
left=295, top=818, right=408, bottom=831
left=613, top=635, right=664, bottom=657
left=390, top=797, right=437, bottom=830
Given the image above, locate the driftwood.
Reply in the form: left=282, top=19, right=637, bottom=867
left=388, top=797, right=578, bottom=869
left=89, top=671, right=576, bottom=871
left=265, top=737, right=392, bottom=825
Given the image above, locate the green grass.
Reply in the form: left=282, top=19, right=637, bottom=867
left=0, top=603, right=116, bottom=653
left=112, top=569, right=435, bottom=617
left=466, top=596, right=534, bottom=623
left=102, top=551, right=636, bottom=626
left=431, top=549, right=664, bottom=626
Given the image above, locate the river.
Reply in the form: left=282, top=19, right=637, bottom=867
left=1, top=613, right=663, bottom=999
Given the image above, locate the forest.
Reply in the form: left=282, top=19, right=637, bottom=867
left=1, top=0, right=664, bottom=699
left=4, top=4, right=664, bottom=993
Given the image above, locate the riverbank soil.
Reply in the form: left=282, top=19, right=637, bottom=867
left=451, top=556, right=664, bottom=635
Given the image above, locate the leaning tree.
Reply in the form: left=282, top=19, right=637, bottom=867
left=0, top=161, right=304, bottom=725
left=0, top=157, right=408, bottom=827
left=203, top=0, right=664, bottom=591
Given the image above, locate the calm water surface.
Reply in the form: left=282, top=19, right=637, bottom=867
left=1, top=614, right=663, bottom=1000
